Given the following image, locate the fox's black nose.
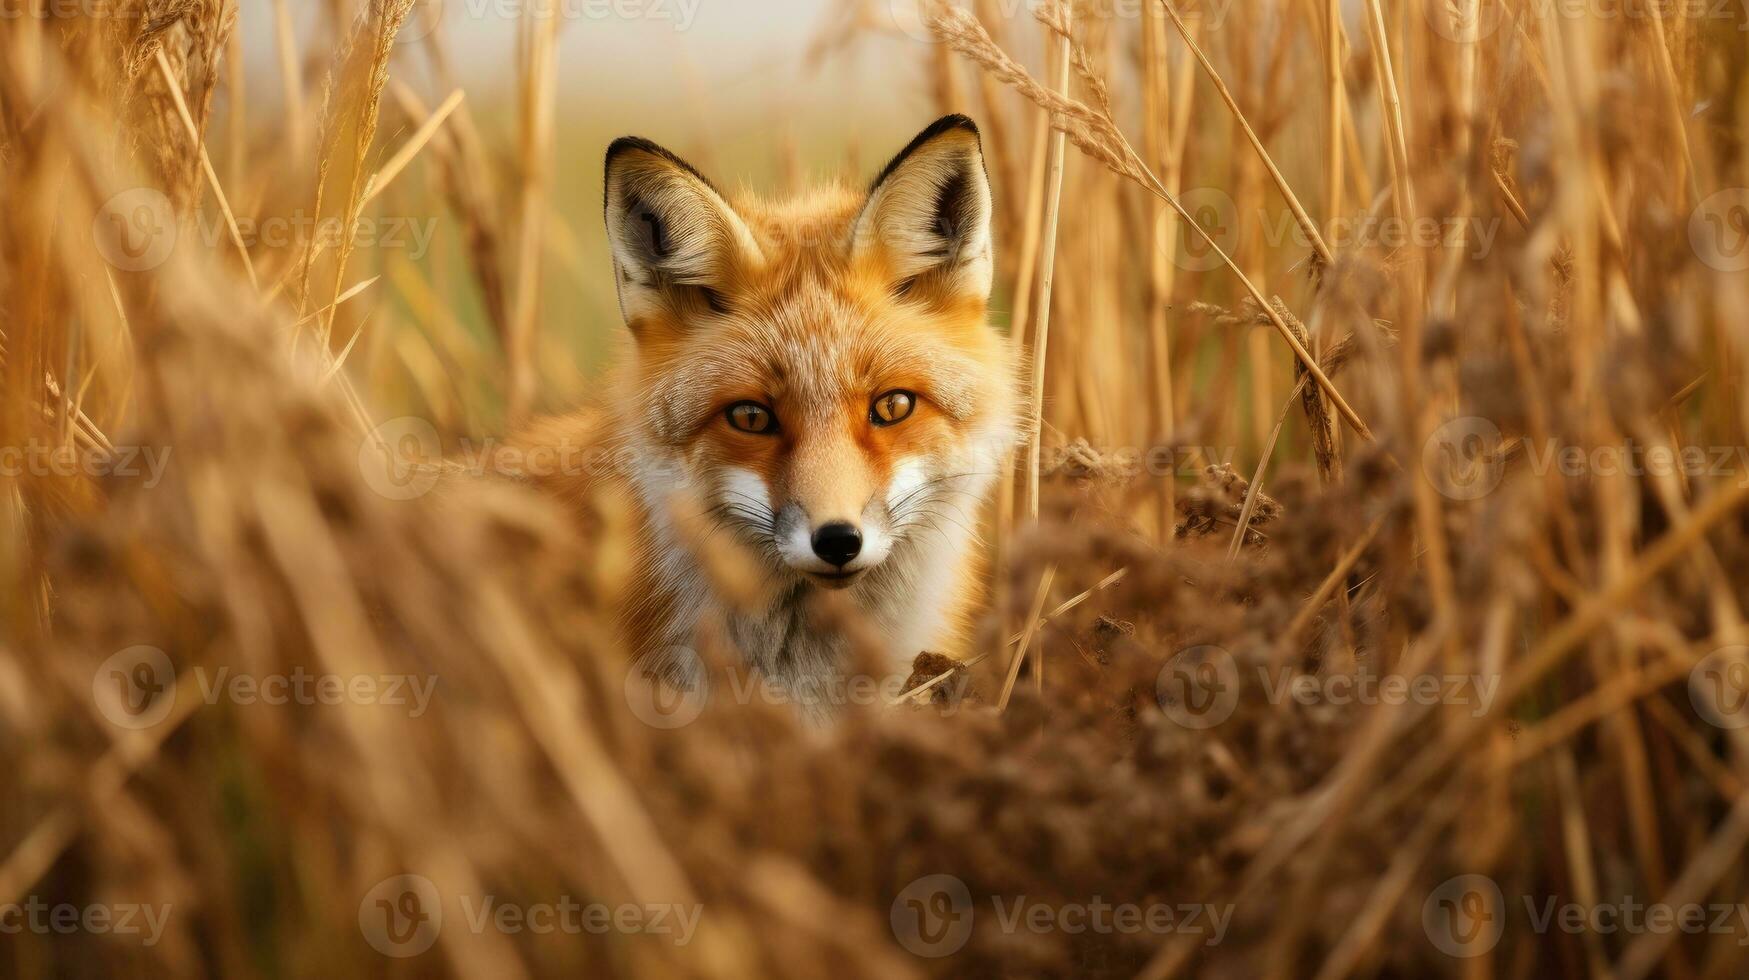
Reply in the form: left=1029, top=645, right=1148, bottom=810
left=811, top=522, right=862, bottom=567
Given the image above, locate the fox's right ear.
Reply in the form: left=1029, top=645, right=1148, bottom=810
left=603, top=137, right=762, bottom=329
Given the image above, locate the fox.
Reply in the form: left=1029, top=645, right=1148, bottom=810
left=517, top=115, right=1020, bottom=710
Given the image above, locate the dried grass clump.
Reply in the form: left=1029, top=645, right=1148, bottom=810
left=4, top=1, right=1749, bottom=978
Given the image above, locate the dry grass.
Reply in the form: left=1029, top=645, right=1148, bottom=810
left=4, top=0, right=1749, bottom=977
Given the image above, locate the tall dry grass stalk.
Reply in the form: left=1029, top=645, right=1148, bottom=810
left=1022, top=4, right=1074, bottom=521
left=3, top=0, right=1749, bottom=977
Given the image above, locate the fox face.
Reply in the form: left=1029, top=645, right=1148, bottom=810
left=603, top=116, right=1018, bottom=606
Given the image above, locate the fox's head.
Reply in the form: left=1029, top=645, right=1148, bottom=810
left=603, top=115, right=1018, bottom=592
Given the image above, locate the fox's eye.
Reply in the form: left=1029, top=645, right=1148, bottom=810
left=870, top=390, right=916, bottom=426
left=726, top=401, right=778, bottom=434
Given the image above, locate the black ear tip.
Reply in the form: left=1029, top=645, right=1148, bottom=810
left=603, top=136, right=720, bottom=198
left=868, top=115, right=985, bottom=193
left=927, top=114, right=980, bottom=138
left=605, top=136, right=666, bottom=173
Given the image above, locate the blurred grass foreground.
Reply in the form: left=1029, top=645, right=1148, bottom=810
left=6, top=0, right=1749, bottom=977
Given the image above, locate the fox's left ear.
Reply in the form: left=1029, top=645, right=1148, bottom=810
left=851, top=115, right=994, bottom=303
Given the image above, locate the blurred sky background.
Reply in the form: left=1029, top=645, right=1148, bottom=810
left=238, top=0, right=953, bottom=181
